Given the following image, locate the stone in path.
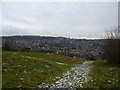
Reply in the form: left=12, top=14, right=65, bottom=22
left=38, top=61, right=93, bottom=88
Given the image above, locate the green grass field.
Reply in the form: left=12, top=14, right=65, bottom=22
left=2, top=51, right=120, bottom=88
left=85, top=60, right=120, bottom=88
left=2, top=51, right=86, bottom=88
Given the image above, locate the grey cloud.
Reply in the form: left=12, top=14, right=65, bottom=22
left=2, top=25, right=29, bottom=35
left=1, top=2, right=118, bottom=39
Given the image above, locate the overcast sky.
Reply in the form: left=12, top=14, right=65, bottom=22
left=1, top=2, right=118, bottom=39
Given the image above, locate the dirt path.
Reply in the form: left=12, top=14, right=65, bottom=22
left=38, top=61, right=93, bottom=88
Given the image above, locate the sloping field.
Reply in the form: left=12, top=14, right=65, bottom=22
left=3, top=51, right=119, bottom=88
left=2, top=51, right=87, bottom=88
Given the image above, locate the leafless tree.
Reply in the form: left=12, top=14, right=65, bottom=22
left=103, top=26, right=120, bottom=64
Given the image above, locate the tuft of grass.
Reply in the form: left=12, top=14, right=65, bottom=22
left=2, top=51, right=86, bottom=88
left=85, top=60, right=120, bottom=88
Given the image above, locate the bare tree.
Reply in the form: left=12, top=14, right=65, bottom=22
left=103, top=26, right=120, bottom=64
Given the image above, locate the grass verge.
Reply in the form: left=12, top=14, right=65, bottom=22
left=85, top=60, right=120, bottom=88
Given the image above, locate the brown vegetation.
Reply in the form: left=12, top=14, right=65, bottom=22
left=103, top=26, right=120, bottom=64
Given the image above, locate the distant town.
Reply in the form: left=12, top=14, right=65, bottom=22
left=1, top=36, right=106, bottom=60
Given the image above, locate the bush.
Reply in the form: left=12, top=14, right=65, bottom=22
left=21, top=47, right=31, bottom=52
left=87, top=56, right=96, bottom=60
left=2, top=40, right=13, bottom=51
left=103, top=27, right=120, bottom=64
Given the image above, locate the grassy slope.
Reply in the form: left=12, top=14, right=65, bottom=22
left=2, top=51, right=86, bottom=88
left=85, top=60, right=120, bottom=88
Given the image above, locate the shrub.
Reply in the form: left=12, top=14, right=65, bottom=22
left=2, top=40, right=13, bottom=51
left=103, top=27, right=120, bottom=64
left=21, top=47, right=31, bottom=52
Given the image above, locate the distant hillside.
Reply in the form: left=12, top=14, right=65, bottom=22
left=2, top=36, right=106, bottom=60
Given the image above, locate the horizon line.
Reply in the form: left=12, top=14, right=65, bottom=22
left=0, top=35, right=104, bottom=40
